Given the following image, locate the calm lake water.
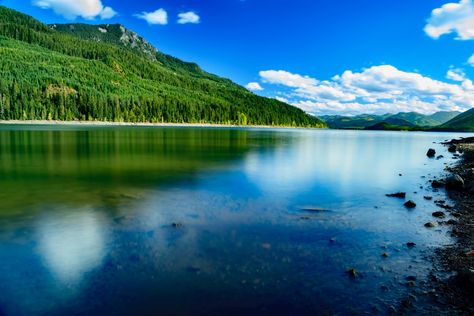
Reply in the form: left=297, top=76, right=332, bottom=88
left=0, top=125, right=470, bottom=315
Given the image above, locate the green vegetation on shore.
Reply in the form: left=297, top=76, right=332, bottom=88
left=0, top=6, right=325, bottom=127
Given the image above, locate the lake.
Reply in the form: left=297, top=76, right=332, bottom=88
left=0, top=125, right=469, bottom=315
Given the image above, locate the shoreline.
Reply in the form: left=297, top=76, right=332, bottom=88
left=0, top=120, right=320, bottom=130
left=433, top=137, right=474, bottom=313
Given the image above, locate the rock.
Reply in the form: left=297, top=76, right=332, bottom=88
left=464, top=250, right=474, bottom=257
left=347, top=268, right=358, bottom=278
left=447, top=219, right=457, bottom=225
left=431, top=180, right=445, bottom=188
left=423, top=196, right=433, bottom=200
left=406, top=276, right=417, bottom=281
left=301, top=207, right=330, bottom=212
left=424, top=221, right=438, bottom=228
left=381, top=252, right=390, bottom=258
left=448, top=144, right=457, bottom=153
left=406, top=281, right=416, bottom=287
left=406, top=242, right=416, bottom=248
left=432, top=211, right=445, bottom=218
left=445, top=174, right=464, bottom=190
left=465, top=180, right=474, bottom=193
left=427, top=148, right=436, bottom=158
left=386, top=192, right=406, bottom=198
left=404, top=200, right=416, bottom=208
left=458, top=269, right=474, bottom=290
left=436, top=155, right=444, bottom=160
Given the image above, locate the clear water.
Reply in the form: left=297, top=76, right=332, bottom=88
left=0, top=125, right=469, bottom=315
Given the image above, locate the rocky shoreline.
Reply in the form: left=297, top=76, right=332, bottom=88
left=432, top=137, right=474, bottom=313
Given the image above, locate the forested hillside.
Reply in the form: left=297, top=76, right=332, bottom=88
left=436, top=108, right=474, bottom=132
left=0, top=6, right=325, bottom=127
left=322, top=111, right=460, bottom=129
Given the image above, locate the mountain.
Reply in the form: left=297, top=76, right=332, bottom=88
left=51, top=23, right=158, bottom=61
left=364, top=122, right=414, bottom=131
left=0, top=6, right=324, bottom=127
left=322, top=111, right=461, bottom=129
left=428, top=111, right=461, bottom=125
left=437, top=108, right=474, bottom=132
left=320, top=114, right=387, bottom=129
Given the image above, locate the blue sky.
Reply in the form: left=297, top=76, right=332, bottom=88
left=2, top=0, right=474, bottom=115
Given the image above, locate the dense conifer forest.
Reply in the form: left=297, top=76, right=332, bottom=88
left=0, top=6, right=325, bottom=127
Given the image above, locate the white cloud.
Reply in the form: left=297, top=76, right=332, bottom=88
left=177, top=11, right=200, bottom=24
left=260, top=70, right=318, bottom=89
left=258, top=65, right=474, bottom=115
left=468, top=53, right=474, bottom=65
left=33, top=0, right=116, bottom=20
left=135, top=9, right=168, bottom=25
left=424, top=0, right=474, bottom=40
left=245, top=82, right=263, bottom=91
left=446, top=67, right=466, bottom=81
left=99, top=6, right=116, bottom=19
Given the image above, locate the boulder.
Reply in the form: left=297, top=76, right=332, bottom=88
left=445, top=174, right=464, bottom=190
left=386, top=192, right=406, bottom=198
left=427, top=148, right=436, bottom=158
left=432, top=211, right=445, bottom=218
left=424, top=221, right=438, bottom=228
left=448, top=144, right=457, bottom=153
left=404, top=200, right=416, bottom=208
left=431, top=180, right=445, bottom=188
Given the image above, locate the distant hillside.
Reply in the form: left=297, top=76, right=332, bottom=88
left=364, top=122, right=414, bottom=131
left=0, top=6, right=324, bottom=127
left=428, top=111, right=461, bottom=125
left=436, top=108, right=474, bottom=132
left=320, top=114, right=386, bottom=129
left=322, top=111, right=460, bottom=129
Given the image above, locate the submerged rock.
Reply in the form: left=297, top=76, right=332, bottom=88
left=404, top=200, right=416, bottom=208
left=427, top=148, right=436, bottom=158
left=347, top=268, right=359, bottom=278
left=424, top=221, right=438, bottom=228
left=406, top=242, right=416, bottom=248
left=432, top=211, right=445, bottom=218
left=171, top=222, right=184, bottom=228
left=424, top=196, right=433, bottom=200
left=381, top=252, right=390, bottom=258
left=386, top=192, right=406, bottom=198
left=431, top=180, right=445, bottom=188
left=301, top=207, right=330, bottom=212
left=445, top=174, right=464, bottom=190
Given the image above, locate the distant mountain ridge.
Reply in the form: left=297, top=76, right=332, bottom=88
left=321, top=111, right=461, bottom=129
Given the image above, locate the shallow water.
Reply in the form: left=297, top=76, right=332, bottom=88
left=0, top=125, right=470, bottom=315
